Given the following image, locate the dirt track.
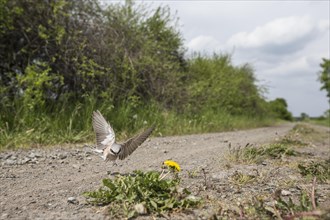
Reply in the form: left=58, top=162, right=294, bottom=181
left=1, top=123, right=329, bottom=219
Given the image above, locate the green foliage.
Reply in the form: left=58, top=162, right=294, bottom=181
left=186, top=54, right=268, bottom=116
left=268, top=98, right=293, bottom=121
left=227, top=138, right=299, bottom=164
left=318, top=58, right=330, bottom=102
left=217, top=184, right=321, bottom=219
left=84, top=170, right=200, bottom=218
left=298, top=160, right=330, bottom=183
left=17, top=62, right=63, bottom=110
left=300, top=112, right=310, bottom=121
left=229, top=171, right=256, bottom=186
left=0, top=0, right=287, bottom=149
left=309, top=116, right=330, bottom=127
left=274, top=190, right=315, bottom=216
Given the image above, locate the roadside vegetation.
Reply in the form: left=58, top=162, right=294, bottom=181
left=84, top=163, right=201, bottom=218
left=0, top=0, right=295, bottom=150
left=221, top=123, right=330, bottom=219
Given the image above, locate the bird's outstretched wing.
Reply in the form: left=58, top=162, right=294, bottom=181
left=118, top=125, right=155, bottom=160
left=92, top=110, right=115, bottom=150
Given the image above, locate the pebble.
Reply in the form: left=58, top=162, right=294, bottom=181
left=28, top=153, right=36, bottom=158
left=67, top=197, right=78, bottom=204
left=134, top=203, right=147, bottom=214
left=20, top=157, right=31, bottom=164
left=72, top=164, right=80, bottom=170
left=281, top=189, right=291, bottom=196
left=186, top=195, right=201, bottom=202
left=211, top=173, right=227, bottom=181
left=58, top=153, right=67, bottom=160
left=1, top=213, right=8, bottom=219
left=5, top=159, right=17, bottom=165
left=4, top=154, right=12, bottom=159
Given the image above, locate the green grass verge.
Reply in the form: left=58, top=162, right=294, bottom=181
left=0, top=99, right=274, bottom=151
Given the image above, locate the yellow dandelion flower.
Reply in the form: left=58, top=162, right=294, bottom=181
left=163, top=160, right=181, bottom=172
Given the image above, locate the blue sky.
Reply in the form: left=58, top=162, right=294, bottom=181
left=104, top=1, right=330, bottom=117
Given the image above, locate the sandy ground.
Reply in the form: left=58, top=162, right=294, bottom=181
left=0, top=123, right=329, bottom=219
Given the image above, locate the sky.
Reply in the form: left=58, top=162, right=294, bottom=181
left=104, top=1, right=330, bottom=117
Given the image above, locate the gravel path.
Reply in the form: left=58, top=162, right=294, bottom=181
left=1, top=123, right=329, bottom=219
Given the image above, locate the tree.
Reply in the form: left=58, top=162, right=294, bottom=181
left=300, top=112, right=309, bottom=121
left=0, top=0, right=186, bottom=110
left=318, top=58, right=330, bottom=103
left=268, top=98, right=293, bottom=121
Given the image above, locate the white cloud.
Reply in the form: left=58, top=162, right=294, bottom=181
left=187, top=35, right=221, bottom=53
left=262, top=56, right=312, bottom=77
left=227, top=16, right=327, bottom=54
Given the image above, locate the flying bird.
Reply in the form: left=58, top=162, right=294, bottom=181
left=92, top=110, right=154, bottom=164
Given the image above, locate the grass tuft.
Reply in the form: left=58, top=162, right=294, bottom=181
left=227, top=142, right=298, bottom=164
left=298, top=159, right=330, bottom=183
left=229, top=171, right=256, bottom=186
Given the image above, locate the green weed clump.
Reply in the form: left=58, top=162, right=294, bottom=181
left=298, top=160, right=330, bottom=183
left=262, top=143, right=298, bottom=159
left=227, top=142, right=298, bottom=164
left=242, top=190, right=320, bottom=219
left=229, top=171, right=256, bottom=186
left=84, top=170, right=200, bottom=218
left=226, top=125, right=310, bottom=164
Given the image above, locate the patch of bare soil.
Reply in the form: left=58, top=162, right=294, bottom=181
left=1, top=123, right=329, bottom=219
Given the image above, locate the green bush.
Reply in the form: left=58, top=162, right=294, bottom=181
left=186, top=54, right=268, bottom=116
left=268, top=98, right=293, bottom=121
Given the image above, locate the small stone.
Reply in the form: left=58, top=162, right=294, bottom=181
left=34, top=152, right=42, bottom=158
left=30, top=158, right=38, bottom=164
left=5, top=159, right=16, bottom=165
left=59, top=154, right=67, bottom=159
left=4, top=154, right=12, bottom=159
left=186, top=195, right=201, bottom=202
left=67, top=197, right=78, bottom=204
left=72, top=164, right=80, bottom=169
left=28, top=153, right=36, bottom=158
left=134, top=203, right=147, bottom=214
left=261, top=161, right=267, bottom=166
left=21, top=157, right=31, bottom=164
left=163, top=150, right=168, bottom=154
left=1, top=213, right=8, bottom=219
left=212, top=172, right=228, bottom=181
left=281, top=190, right=291, bottom=196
